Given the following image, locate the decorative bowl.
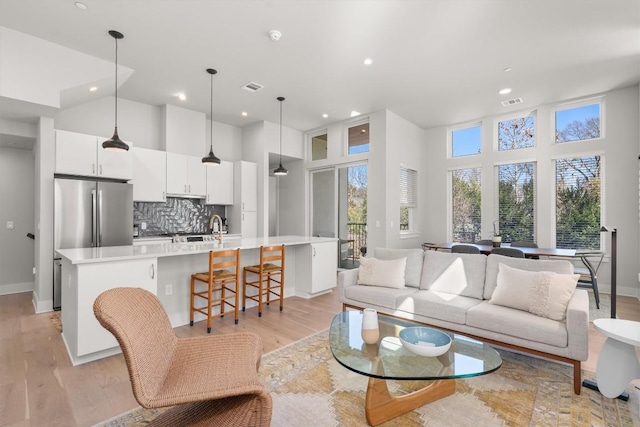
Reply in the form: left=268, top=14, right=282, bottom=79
left=399, top=327, right=452, bottom=357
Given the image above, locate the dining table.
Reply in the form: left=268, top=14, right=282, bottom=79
left=423, top=242, right=576, bottom=258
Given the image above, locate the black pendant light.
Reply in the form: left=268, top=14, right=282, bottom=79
left=202, top=68, right=221, bottom=166
left=273, top=96, right=288, bottom=176
left=102, top=30, right=129, bottom=152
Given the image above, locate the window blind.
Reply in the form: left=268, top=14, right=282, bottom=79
left=400, top=166, right=417, bottom=207
left=494, top=162, right=536, bottom=243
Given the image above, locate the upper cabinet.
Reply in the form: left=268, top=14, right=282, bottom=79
left=205, top=160, right=234, bottom=205
left=166, top=152, right=206, bottom=197
left=132, top=147, right=167, bottom=202
left=235, top=160, right=257, bottom=211
left=55, top=130, right=133, bottom=180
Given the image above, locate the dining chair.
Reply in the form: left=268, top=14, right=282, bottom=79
left=574, top=251, right=605, bottom=309
left=451, top=244, right=481, bottom=254
left=491, top=247, right=525, bottom=258
left=93, top=287, right=272, bottom=426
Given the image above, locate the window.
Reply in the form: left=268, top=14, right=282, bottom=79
left=452, top=124, right=481, bottom=157
left=555, top=155, right=601, bottom=249
left=555, top=103, right=601, bottom=143
left=399, top=166, right=417, bottom=232
left=497, top=114, right=535, bottom=151
left=348, top=123, right=370, bottom=154
left=451, top=167, right=481, bottom=242
left=495, top=162, right=536, bottom=242
left=310, top=133, right=328, bottom=161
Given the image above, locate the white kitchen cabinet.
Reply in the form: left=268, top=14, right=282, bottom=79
left=228, top=161, right=258, bottom=237
left=295, top=241, right=337, bottom=298
left=55, top=130, right=133, bottom=180
left=205, top=160, right=234, bottom=205
left=132, top=147, right=166, bottom=202
left=166, top=152, right=206, bottom=197
left=61, top=258, right=157, bottom=364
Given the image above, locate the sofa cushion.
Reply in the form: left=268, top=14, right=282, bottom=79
left=397, top=290, right=482, bottom=325
left=374, top=248, right=424, bottom=288
left=483, top=254, right=574, bottom=300
left=420, top=250, right=486, bottom=300
left=490, top=263, right=579, bottom=321
left=344, top=285, right=418, bottom=310
left=357, top=257, right=406, bottom=288
left=467, top=301, right=568, bottom=348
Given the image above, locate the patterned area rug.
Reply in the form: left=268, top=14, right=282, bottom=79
left=97, top=330, right=640, bottom=427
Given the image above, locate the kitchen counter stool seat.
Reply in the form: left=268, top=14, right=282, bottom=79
left=191, top=249, right=241, bottom=333
left=243, top=245, right=285, bottom=317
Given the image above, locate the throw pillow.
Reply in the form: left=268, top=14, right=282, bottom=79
left=420, top=250, right=486, bottom=299
left=489, top=263, right=579, bottom=321
left=357, top=257, right=407, bottom=289
left=373, top=247, right=424, bottom=288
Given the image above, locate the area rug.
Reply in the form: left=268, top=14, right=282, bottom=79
left=97, top=330, right=639, bottom=427
left=588, top=292, right=613, bottom=321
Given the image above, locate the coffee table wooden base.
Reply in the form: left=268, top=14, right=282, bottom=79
left=365, top=376, right=456, bottom=426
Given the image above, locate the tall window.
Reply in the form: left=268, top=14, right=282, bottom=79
left=400, top=166, right=417, bottom=232
left=555, top=103, right=601, bottom=143
left=555, top=156, right=601, bottom=249
left=451, top=168, right=481, bottom=242
left=497, top=114, right=535, bottom=151
left=452, top=124, right=481, bottom=157
left=348, top=123, right=370, bottom=154
left=496, top=162, right=536, bottom=242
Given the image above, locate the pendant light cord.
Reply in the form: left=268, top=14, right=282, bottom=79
left=279, top=100, right=283, bottom=163
left=114, top=36, right=118, bottom=130
left=210, top=72, right=213, bottom=152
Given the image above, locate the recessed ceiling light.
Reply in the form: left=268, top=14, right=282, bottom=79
left=350, top=111, right=360, bottom=117
left=363, top=58, right=373, bottom=66
left=503, top=67, right=512, bottom=72
left=89, top=86, right=98, bottom=92
left=176, top=93, right=186, bottom=101
left=75, top=2, right=87, bottom=10
left=322, top=113, right=328, bottom=118
left=241, top=111, right=248, bottom=117
left=499, top=88, right=512, bottom=95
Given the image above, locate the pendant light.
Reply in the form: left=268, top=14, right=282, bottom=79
left=273, top=96, right=288, bottom=176
left=202, top=68, right=221, bottom=166
left=102, top=30, right=129, bottom=152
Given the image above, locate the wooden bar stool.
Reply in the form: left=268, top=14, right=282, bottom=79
left=242, top=245, right=285, bottom=317
left=190, top=249, right=241, bottom=333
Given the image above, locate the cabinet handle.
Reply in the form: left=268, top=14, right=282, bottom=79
left=162, top=191, right=165, bottom=200
left=189, top=184, right=191, bottom=193
left=150, top=263, right=155, bottom=279
left=313, top=247, right=316, bottom=257
left=99, top=164, right=103, bottom=175
left=92, top=163, right=96, bottom=174
left=242, top=202, right=245, bottom=210
left=184, top=184, right=187, bottom=193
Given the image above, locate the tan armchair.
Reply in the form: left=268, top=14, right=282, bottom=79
left=94, top=287, right=272, bottom=426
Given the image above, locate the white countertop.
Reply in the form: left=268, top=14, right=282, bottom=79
left=57, top=235, right=338, bottom=264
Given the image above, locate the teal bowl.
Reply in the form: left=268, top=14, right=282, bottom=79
left=399, top=327, right=452, bottom=357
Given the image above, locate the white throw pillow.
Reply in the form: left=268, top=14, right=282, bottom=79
left=374, top=248, right=424, bottom=288
left=357, top=257, right=407, bottom=289
left=489, top=263, right=579, bottom=321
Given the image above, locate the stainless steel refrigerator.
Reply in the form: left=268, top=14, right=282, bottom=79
left=53, top=177, right=133, bottom=309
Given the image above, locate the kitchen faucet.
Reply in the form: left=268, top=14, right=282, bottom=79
left=209, top=214, right=223, bottom=244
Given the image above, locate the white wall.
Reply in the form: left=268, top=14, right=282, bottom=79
left=422, top=86, right=640, bottom=297
left=0, top=146, right=35, bottom=294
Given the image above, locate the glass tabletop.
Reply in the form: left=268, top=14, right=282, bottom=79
left=329, top=310, right=502, bottom=381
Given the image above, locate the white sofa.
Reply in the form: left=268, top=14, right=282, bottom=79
left=337, top=247, right=590, bottom=394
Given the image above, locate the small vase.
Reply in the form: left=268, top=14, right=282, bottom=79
left=361, top=308, right=380, bottom=344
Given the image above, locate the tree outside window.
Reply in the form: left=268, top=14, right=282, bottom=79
left=555, top=103, right=600, bottom=143
left=452, top=168, right=481, bottom=242
left=498, top=115, right=535, bottom=151
left=496, top=162, right=536, bottom=243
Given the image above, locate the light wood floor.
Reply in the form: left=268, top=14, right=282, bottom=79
left=0, top=290, right=638, bottom=426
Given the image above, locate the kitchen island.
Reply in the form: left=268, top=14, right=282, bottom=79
left=56, top=235, right=338, bottom=365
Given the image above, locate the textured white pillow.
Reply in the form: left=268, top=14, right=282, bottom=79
left=357, top=257, right=407, bottom=289
left=489, top=263, right=579, bottom=321
left=374, top=248, right=424, bottom=288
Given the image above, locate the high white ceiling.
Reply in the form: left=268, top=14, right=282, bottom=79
left=1, top=0, right=638, bottom=132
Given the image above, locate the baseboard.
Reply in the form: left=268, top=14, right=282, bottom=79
left=31, top=291, right=54, bottom=314
left=0, top=281, right=34, bottom=296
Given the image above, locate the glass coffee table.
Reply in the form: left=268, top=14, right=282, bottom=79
left=329, top=310, right=502, bottom=426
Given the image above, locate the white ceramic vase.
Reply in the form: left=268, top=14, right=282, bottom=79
left=361, top=308, right=380, bottom=344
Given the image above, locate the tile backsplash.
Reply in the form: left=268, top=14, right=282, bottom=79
left=134, top=197, right=225, bottom=236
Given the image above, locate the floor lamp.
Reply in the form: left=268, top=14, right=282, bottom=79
left=582, top=226, right=627, bottom=400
